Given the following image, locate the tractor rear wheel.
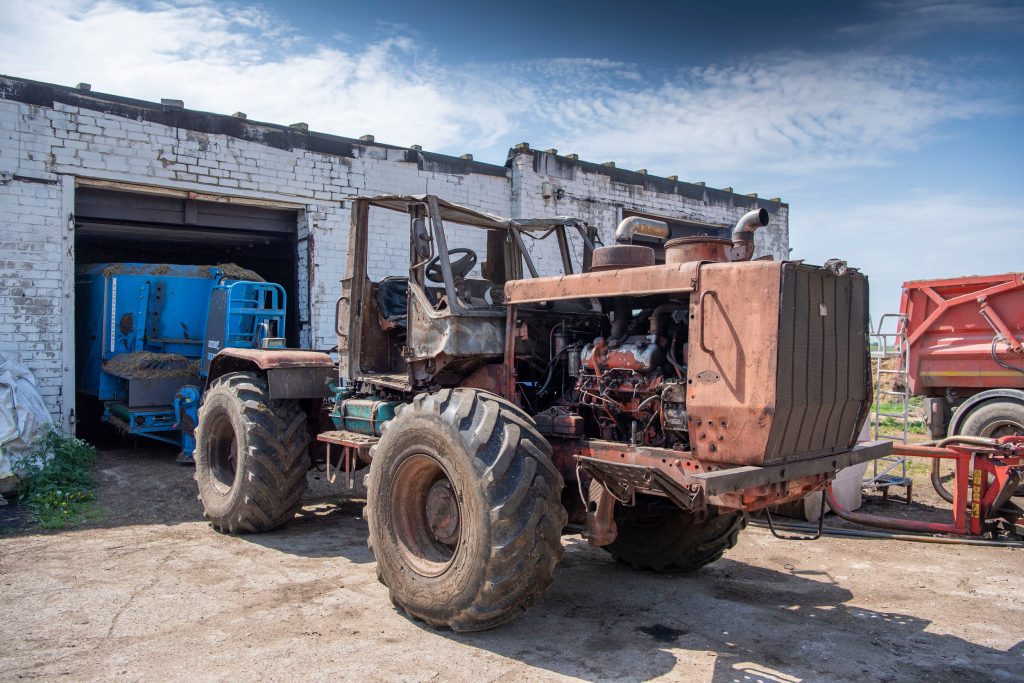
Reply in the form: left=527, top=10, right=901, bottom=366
left=194, top=371, right=310, bottom=533
left=605, top=499, right=746, bottom=572
left=365, top=388, right=566, bottom=632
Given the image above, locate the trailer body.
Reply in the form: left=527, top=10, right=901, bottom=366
left=899, top=272, right=1024, bottom=438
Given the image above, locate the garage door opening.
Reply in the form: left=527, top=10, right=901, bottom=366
left=72, top=186, right=302, bottom=445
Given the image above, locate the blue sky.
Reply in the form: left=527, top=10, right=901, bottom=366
left=2, top=0, right=1022, bottom=320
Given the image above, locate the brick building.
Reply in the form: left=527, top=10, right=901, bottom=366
left=0, top=75, right=789, bottom=430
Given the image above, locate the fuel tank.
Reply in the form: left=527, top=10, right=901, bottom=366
left=330, top=397, right=400, bottom=436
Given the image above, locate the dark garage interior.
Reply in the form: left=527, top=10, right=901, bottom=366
left=74, top=187, right=301, bottom=343
left=72, top=186, right=302, bottom=443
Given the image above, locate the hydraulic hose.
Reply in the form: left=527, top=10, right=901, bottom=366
left=748, top=519, right=1023, bottom=547
left=992, top=336, right=1024, bottom=375
left=930, top=458, right=954, bottom=503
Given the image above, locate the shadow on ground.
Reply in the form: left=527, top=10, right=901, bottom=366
left=435, top=544, right=1022, bottom=682
left=6, top=442, right=1019, bottom=681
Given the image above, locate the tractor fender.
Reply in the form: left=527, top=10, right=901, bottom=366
left=206, top=348, right=337, bottom=400
left=948, top=388, right=1024, bottom=436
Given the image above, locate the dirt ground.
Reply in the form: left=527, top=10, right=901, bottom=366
left=1, top=446, right=1021, bottom=682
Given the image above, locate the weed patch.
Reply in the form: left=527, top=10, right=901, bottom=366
left=15, top=429, right=97, bottom=529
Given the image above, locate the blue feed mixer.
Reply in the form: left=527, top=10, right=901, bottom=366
left=75, top=263, right=286, bottom=461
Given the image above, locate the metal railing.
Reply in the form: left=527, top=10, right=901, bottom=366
left=865, top=313, right=913, bottom=501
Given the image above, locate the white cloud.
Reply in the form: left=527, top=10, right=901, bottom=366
left=0, top=0, right=519, bottom=151
left=793, top=193, right=1023, bottom=319
left=517, top=52, right=1010, bottom=177
left=842, top=1, right=1024, bottom=40
left=2, top=0, right=1013, bottom=178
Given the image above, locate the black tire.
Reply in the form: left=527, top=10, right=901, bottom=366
left=958, top=400, right=1024, bottom=440
left=194, top=371, right=310, bottom=533
left=605, top=499, right=746, bottom=572
left=365, top=388, right=566, bottom=632
left=958, top=400, right=1024, bottom=496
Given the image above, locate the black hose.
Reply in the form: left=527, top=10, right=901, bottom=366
left=991, top=336, right=1024, bottom=375
left=667, top=330, right=684, bottom=379
left=538, top=345, right=571, bottom=396
left=747, top=519, right=1023, bottom=547
left=930, top=458, right=954, bottom=503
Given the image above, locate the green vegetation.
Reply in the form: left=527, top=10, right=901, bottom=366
left=872, top=398, right=927, bottom=435
left=14, top=428, right=98, bottom=529
left=876, top=416, right=928, bottom=434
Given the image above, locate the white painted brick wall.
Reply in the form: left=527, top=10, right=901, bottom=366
left=510, top=152, right=790, bottom=276
left=0, top=87, right=788, bottom=427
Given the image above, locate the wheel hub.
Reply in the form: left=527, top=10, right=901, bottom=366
left=425, top=479, right=460, bottom=546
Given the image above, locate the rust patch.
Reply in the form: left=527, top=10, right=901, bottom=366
left=118, top=313, right=134, bottom=335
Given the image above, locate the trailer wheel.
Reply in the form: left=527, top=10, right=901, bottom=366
left=959, top=400, right=1024, bottom=440
left=194, top=371, right=310, bottom=533
left=958, top=400, right=1024, bottom=496
left=365, top=388, right=566, bottom=632
left=605, top=501, right=746, bottom=573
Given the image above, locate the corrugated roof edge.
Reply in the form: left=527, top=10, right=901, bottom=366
left=0, top=74, right=787, bottom=208
left=504, top=146, right=788, bottom=211
left=0, top=74, right=506, bottom=178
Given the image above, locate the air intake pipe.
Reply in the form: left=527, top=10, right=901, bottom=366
left=615, top=216, right=670, bottom=243
left=729, top=208, right=770, bottom=261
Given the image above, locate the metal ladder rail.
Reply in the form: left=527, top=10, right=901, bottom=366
left=865, top=313, right=913, bottom=502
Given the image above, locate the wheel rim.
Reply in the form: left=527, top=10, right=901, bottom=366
left=206, top=414, right=238, bottom=494
left=390, top=454, right=462, bottom=577
left=979, top=419, right=1024, bottom=439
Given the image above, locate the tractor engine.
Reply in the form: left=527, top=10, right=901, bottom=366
left=573, top=304, right=690, bottom=448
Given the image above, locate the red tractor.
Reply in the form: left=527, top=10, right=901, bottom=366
left=192, top=195, right=888, bottom=631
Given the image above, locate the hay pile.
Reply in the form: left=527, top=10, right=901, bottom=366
left=216, top=263, right=265, bottom=282
left=103, top=351, right=200, bottom=380
left=98, top=263, right=265, bottom=282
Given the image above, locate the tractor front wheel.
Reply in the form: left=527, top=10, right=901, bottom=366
left=605, top=499, right=746, bottom=572
left=194, top=371, right=310, bottom=533
left=365, top=388, right=566, bottom=632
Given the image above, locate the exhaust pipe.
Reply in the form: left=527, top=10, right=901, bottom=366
left=729, top=208, right=769, bottom=261
left=615, top=216, right=670, bottom=243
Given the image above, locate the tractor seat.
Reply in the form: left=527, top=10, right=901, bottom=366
left=377, top=276, right=409, bottom=329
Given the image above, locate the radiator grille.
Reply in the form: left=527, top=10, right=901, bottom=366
left=764, top=264, right=871, bottom=463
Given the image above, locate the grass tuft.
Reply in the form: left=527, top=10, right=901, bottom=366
left=14, top=428, right=98, bottom=529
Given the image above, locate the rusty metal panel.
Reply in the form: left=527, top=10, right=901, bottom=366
left=687, top=260, right=782, bottom=466
left=406, top=286, right=505, bottom=362
left=212, top=347, right=335, bottom=369
left=504, top=261, right=700, bottom=304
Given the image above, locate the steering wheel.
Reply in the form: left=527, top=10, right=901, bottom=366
left=425, top=248, right=478, bottom=283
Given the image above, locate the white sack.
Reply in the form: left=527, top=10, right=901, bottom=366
left=0, top=353, right=54, bottom=482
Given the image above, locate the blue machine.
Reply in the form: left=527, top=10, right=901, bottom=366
left=76, top=263, right=287, bottom=461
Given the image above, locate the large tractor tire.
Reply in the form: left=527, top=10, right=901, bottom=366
left=365, top=388, right=566, bottom=632
left=605, top=499, right=746, bottom=573
left=194, top=371, right=310, bottom=533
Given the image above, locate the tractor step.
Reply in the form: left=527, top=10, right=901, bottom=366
left=316, top=430, right=378, bottom=489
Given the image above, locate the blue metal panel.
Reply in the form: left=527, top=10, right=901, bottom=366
left=76, top=263, right=287, bottom=455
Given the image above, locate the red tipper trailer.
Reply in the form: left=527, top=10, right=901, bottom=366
left=899, top=272, right=1024, bottom=439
